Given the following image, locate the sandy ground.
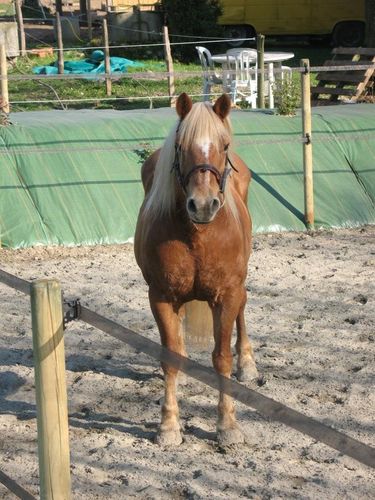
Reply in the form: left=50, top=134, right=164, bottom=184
left=0, top=226, right=374, bottom=499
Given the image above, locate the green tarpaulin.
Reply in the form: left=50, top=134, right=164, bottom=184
left=0, top=104, right=374, bottom=248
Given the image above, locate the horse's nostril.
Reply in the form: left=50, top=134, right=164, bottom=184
left=187, top=198, right=197, bottom=214
left=211, top=197, right=220, bottom=212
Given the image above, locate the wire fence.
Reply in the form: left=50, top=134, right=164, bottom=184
left=4, top=63, right=375, bottom=82
left=2, top=19, right=374, bottom=112
left=0, top=122, right=374, bottom=154
left=1, top=23, right=374, bottom=238
left=1, top=35, right=374, bottom=233
left=23, top=36, right=257, bottom=53
left=22, top=16, right=256, bottom=53
left=3, top=64, right=374, bottom=111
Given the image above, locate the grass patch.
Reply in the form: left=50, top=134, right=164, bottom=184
left=8, top=51, right=203, bottom=112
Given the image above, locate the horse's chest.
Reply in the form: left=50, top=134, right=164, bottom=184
left=149, top=241, right=195, bottom=297
left=150, top=238, right=244, bottom=300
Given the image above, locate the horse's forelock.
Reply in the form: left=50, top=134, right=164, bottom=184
left=179, top=102, right=232, bottom=152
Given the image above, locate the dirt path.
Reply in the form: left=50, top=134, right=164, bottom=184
left=0, top=226, right=374, bottom=499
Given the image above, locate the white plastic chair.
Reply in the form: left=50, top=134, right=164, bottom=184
left=195, top=46, right=224, bottom=101
left=227, top=50, right=258, bottom=108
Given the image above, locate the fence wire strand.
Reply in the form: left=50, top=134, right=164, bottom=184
left=5, top=64, right=375, bottom=82
left=1, top=128, right=375, bottom=156
left=4, top=63, right=375, bottom=113
left=1, top=45, right=374, bottom=156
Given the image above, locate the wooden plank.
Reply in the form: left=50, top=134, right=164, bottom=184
left=332, top=47, right=375, bottom=56
left=311, top=47, right=375, bottom=105
left=353, top=66, right=375, bottom=99
left=310, top=86, right=355, bottom=96
left=323, top=59, right=375, bottom=66
left=315, top=72, right=365, bottom=83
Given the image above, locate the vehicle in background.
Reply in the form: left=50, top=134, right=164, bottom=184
left=219, top=0, right=366, bottom=47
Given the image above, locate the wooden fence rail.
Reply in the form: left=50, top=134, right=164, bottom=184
left=0, top=267, right=374, bottom=494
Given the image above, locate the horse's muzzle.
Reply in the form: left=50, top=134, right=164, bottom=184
left=186, top=195, right=221, bottom=223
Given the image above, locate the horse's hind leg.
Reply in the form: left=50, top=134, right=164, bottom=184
left=235, top=287, right=258, bottom=382
left=149, top=288, right=184, bottom=446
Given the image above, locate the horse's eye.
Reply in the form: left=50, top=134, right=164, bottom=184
left=224, top=144, right=229, bottom=152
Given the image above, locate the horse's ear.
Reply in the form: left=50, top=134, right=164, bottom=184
left=213, top=94, right=232, bottom=120
left=176, top=93, right=193, bottom=120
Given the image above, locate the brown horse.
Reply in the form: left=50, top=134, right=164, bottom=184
left=134, top=93, right=257, bottom=447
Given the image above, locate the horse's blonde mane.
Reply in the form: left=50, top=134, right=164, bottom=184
left=144, top=101, right=238, bottom=221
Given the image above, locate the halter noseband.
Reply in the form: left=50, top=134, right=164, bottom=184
left=171, top=144, right=238, bottom=194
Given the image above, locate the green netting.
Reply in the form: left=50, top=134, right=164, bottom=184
left=0, top=104, right=374, bottom=248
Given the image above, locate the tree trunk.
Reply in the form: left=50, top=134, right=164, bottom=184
left=365, top=0, right=375, bottom=46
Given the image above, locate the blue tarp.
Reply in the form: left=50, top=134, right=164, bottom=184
left=32, top=49, right=144, bottom=75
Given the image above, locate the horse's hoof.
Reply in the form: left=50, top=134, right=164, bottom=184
left=217, top=426, right=245, bottom=448
left=237, top=361, right=258, bottom=382
left=155, top=428, right=183, bottom=447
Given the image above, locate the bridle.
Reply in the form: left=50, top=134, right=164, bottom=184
left=171, top=142, right=238, bottom=195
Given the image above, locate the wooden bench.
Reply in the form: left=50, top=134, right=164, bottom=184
left=311, top=47, right=375, bottom=106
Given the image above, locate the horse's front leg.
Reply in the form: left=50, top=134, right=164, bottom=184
left=149, top=288, right=185, bottom=446
left=236, top=287, right=258, bottom=382
left=212, top=290, right=245, bottom=447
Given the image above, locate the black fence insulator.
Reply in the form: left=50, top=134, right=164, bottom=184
left=63, top=297, right=81, bottom=328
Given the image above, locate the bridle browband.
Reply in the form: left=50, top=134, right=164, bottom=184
left=171, top=142, right=238, bottom=195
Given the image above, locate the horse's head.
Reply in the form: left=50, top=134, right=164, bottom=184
left=174, top=93, right=233, bottom=224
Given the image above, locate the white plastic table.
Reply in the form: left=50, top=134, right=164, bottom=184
left=211, top=50, right=294, bottom=107
left=211, top=50, right=294, bottom=65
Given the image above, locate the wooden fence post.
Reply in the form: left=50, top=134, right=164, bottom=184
left=15, top=0, right=26, bottom=56
left=300, top=58, right=314, bottom=228
left=87, top=0, right=92, bottom=42
left=31, top=280, right=71, bottom=500
left=256, top=34, right=265, bottom=108
left=103, top=18, right=112, bottom=96
left=163, top=25, right=176, bottom=107
left=56, top=13, right=65, bottom=75
left=0, top=44, right=9, bottom=114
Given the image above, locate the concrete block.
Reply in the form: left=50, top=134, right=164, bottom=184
left=108, top=10, right=161, bottom=43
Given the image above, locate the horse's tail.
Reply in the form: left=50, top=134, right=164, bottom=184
left=183, top=300, right=213, bottom=349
